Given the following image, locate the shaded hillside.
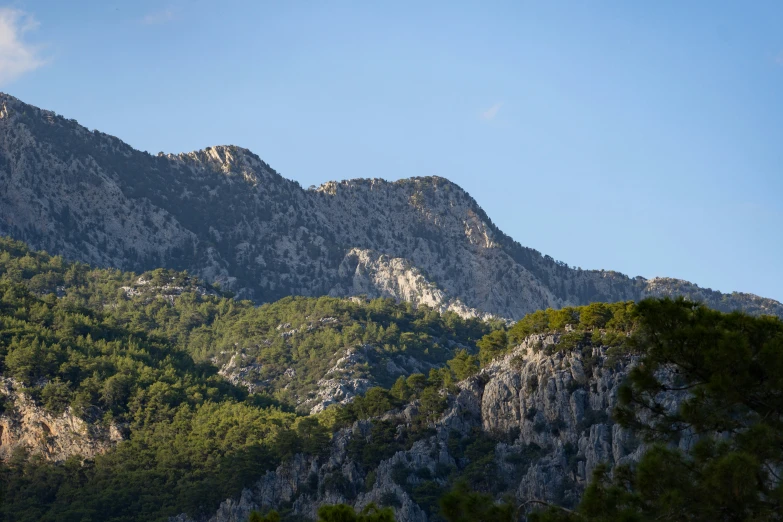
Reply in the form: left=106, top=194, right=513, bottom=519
left=0, top=236, right=492, bottom=414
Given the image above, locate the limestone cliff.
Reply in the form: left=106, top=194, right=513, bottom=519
left=0, top=93, right=780, bottom=319
left=0, top=378, right=121, bottom=462
left=173, top=333, right=684, bottom=521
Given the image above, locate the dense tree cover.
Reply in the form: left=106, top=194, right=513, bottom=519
left=530, top=298, right=783, bottom=521
left=0, top=236, right=492, bottom=410
left=476, top=330, right=508, bottom=366
left=0, top=274, right=329, bottom=520
left=473, top=301, right=637, bottom=366
left=335, top=367, right=453, bottom=429
left=339, top=299, right=783, bottom=522
left=439, top=481, right=514, bottom=522
left=0, top=281, right=247, bottom=425
left=311, top=481, right=516, bottom=522
left=7, top=236, right=780, bottom=522
left=508, top=301, right=635, bottom=341
left=1, top=400, right=320, bottom=521
left=0, top=237, right=493, bottom=521
left=316, top=503, right=394, bottom=522
left=249, top=510, right=282, bottom=522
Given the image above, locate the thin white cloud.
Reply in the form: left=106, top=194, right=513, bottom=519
left=142, top=7, right=176, bottom=25
left=0, top=8, right=46, bottom=86
left=480, top=102, right=503, bottom=121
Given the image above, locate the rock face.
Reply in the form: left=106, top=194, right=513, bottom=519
left=215, top=353, right=265, bottom=394
left=331, top=248, right=488, bottom=320
left=0, top=378, right=121, bottom=462
left=0, top=93, right=780, bottom=320
left=174, top=334, right=682, bottom=522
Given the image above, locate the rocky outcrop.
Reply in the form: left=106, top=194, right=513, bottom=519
left=215, top=353, right=265, bottom=393
left=175, top=333, right=685, bottom=521
left=0, top=378, right=122, bottom=462
left=330, top=248, right=490, bottom=320
left=307, top=345, right=373, bottom=414
left=0, top=93, right=780, bottom=320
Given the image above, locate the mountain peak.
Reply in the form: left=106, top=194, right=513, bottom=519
left=167, top=144, right=285, bottom=186
left=0, top=93, right=779, bottom=318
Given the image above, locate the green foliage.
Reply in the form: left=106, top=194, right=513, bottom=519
left=578, top=303, right=612, bottom=329
left=248, top=510, right=281, bottom=522
left=390, top=375, right=409, bottom=400
left=379, top=490, right=401, bottom=508
left=353, top=388, right=400, bottom=419
left=508, top=309, right=550, bottom=344
left=0, top=240, right=343, bottom=521
left=554, top=331, right=589, bottom=352
left=391, top=461, right=411, bottom=485
left=0, top=282, right=245, bottom=427
left=445, top=428, right=509, bottom=493
left=508, top=301, right=636, bottom=342
left=447, top=349, right=479, bottom=381
left=418, top=387, right=447, bottom=421
left=17, top=237, right=780, bottom=522
left=439, top=481, right=514, bottom=522
left=530, top=298, right=783, bottom=522
left=0, top=397, right=304, bottom=521
left=548, top=307, right=579, bottom=331
left=390, top=372, right=428, bottom=402
left=336, top=388, right=402, bottom=426
left=477, top=330, right=507, bottom=366
left=347, top=419, right=435, bottom=471
left=411, top=480, right=445, bottom=518
left=40, top=378, right=71, bottom=415
left=504, top=442, right=544, bottom=472
left=427, top=366, right=454, bottom=390
left=406, top=373, right=427, bottom=393
left=295, top=416, right=332, bottom=456
left=484, top=300, right=638, bottom=367
left=0, top=236, right=492, bottom=413
left=337, top=368, right=449, bottom=428
left=317, top=503, right=394, bottom=522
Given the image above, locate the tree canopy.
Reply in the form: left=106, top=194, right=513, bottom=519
left=531, top=298, right=783, bottom=522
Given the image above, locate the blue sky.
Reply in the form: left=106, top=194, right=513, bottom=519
left=2, top=1, right=782, bottom=302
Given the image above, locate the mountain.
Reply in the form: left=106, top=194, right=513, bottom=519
left=0, top=238, right=609, bottom=521
left=1, top=237, right=781, bottom=522
left=0, top=241, right=655, bottom=521
left=177, top=334, right=648, bottom=522
left=0, top=92, right=780, bottom=320
left=0, top=237, right=491, bottom=416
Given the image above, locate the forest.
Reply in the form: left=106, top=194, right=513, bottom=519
left=1, top=236, right=781, bottom=521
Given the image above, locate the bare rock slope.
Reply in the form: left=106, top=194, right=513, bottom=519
left=0, top=93, right=780, bottom=319
left=174, top=333, right=683, bottom=522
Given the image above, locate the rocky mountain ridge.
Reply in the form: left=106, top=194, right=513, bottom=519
left=173, top=333, right=678, bottom=522
left=0, top=92, right=780, bottom=320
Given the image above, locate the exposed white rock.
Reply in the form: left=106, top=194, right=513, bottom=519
left=216, top=353, right=264, bottom=393
left=177, top=334, right=685, bottom=521
left=307, top=346, right=373, bottom=414
left=1, top=92, right=779, bottom=319
left=330, top=248, right=493, bottom=320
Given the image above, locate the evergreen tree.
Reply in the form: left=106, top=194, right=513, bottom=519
left=317, top=503, right=394, bottom=522
left=530, top=298, right=783, bottom=522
